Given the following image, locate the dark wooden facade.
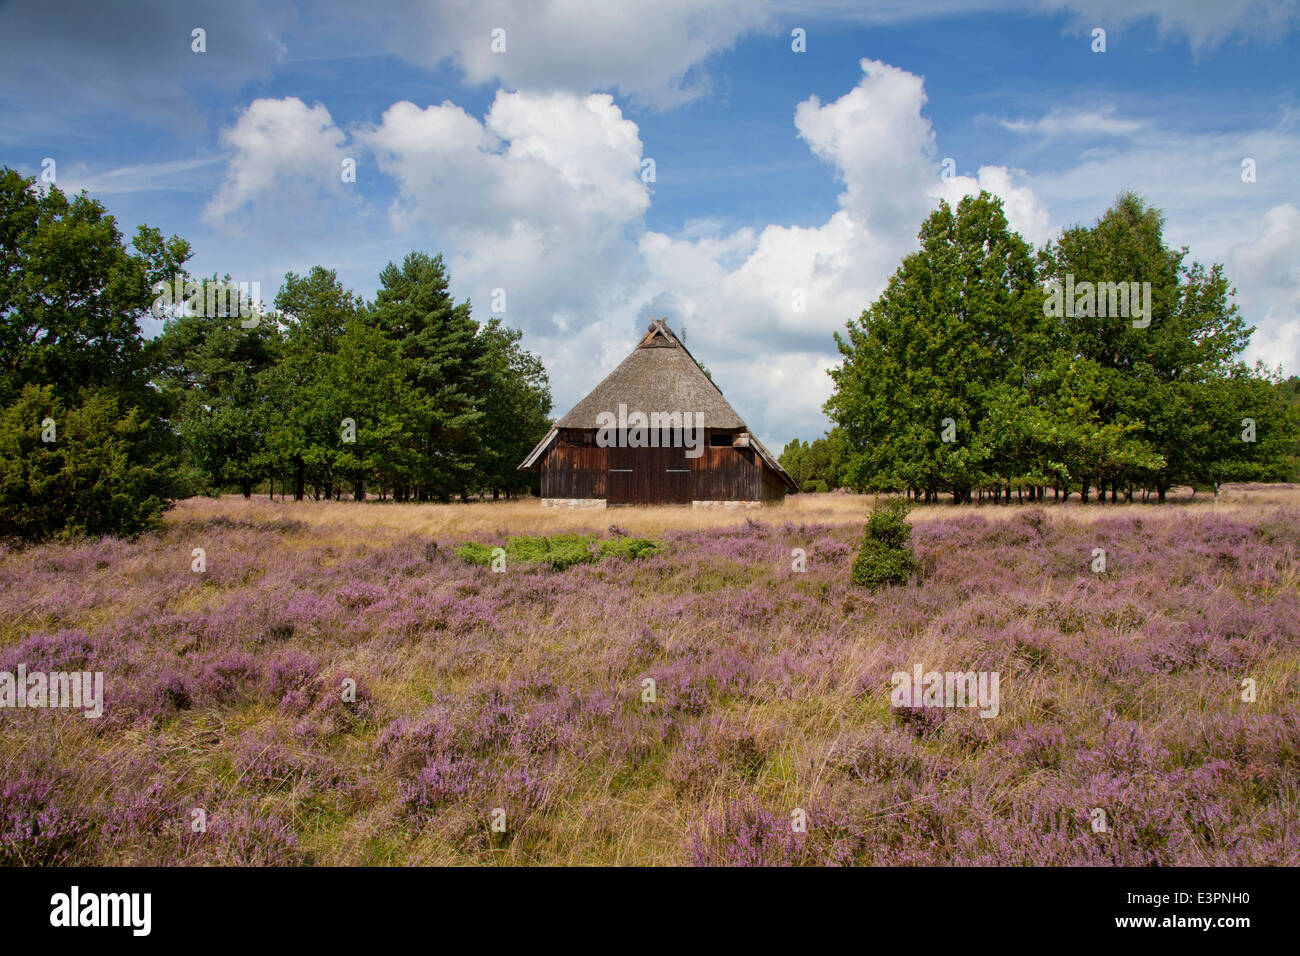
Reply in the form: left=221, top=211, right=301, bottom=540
left=538, top=429, right=787, bottom=505
left=521, top=320, right=796, bottom=505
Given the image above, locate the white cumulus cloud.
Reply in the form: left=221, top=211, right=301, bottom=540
left=204, top=98, right=354, bottom=235
left=634, top=59, right=1053, bottom=443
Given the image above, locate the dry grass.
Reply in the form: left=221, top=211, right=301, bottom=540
left=167, top=483, right=1300, bottom=538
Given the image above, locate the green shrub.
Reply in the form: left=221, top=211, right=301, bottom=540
left=454, top=542, right=498, bottom=566
left=598, top=537, right=661, bottom=561
left=511, top=533, right=597, bottom=570
left=0, top=385, right=178, bottom=542
left=850, top=498, right=919, bottom=590
left=456, top=533, right=661, bottom=570
left=801, top=479, right=829, bottom=494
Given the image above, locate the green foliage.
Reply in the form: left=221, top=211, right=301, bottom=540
left=154, top=276, right=279, bottom=497
left=453, top=542, right=498, bottom=566
left=851, top=498, right=919, bottom=590
left=780, top=427, right=846, bottom=490
left=0, top=170, right=184, bottom=408
left=598, top=536, right=662, bottom=560
left=0, top=385, right=176, bottom=540
left=780, top=439, right=808, bottom=485
left=457, top=533, right=661, bottom=569
left=366, top=252, right=489, bottom=499
left=827, top=192, right=1044, bottom=502
left=276, top=265, right=362, bottom=354
left=826, top=189, right=1295, bottom=502
left=503, top=533, right=596, bottom=570
left=162, top=254, right=551, bottom=503
left=1278, top=376, right=1300, bottom=481
left=0, top=168, right=188, bottom=539
left=1, top=166, right=555, bottom=537
left=476, top=319, right=552, bottom=498
left=801, top=479, right=829, bottom=494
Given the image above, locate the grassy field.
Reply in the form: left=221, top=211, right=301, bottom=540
left=166, top=481, right=1300, bottom=535
left=1, top=485, right=1297, bottom=865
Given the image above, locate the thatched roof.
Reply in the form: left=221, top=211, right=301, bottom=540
left=555, top=319, right=744, bottom=430
left=520, top=319, right=795, bottom=488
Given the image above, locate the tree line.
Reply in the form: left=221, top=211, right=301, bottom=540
left=800, top=191, right=1297, bottom=503
left=4, top=166, right=1297, bottom=543
left=0, top=167, right=552, bottom=541
left=777, top=430, right=847, bottom=493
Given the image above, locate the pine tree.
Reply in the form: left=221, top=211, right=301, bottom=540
left=371, top=253, right=490, bottom=500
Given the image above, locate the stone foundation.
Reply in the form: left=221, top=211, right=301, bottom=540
left=690, top=499, right=763, bottom=509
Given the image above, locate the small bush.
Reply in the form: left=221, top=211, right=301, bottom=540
left=457, top=533, right=661, bottom=570
left=454, top=541, right=497, bottom=566
left=801, top=479, right=829, bottom=494
left=506, top=533, right=596, bottom=570
left=598, top=537, right=661, bottom=561
left=0, top=385, right=178, bottom=542
left=851, top=498, right=919, bottom=590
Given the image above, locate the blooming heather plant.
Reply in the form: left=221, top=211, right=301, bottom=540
left=0, top=494, right=1295, bottom=864
left=0, top=767, right=88, bottom=865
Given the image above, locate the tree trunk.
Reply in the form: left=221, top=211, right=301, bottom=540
left=294, top=459, right=305, bottom=501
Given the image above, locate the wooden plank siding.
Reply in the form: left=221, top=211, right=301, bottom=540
left=607, top=446, right=693, bottom=505
left=691, top=445, right=761, bottom=501
left=539, top=443, right=607, bottom=499
left=539, top=432, right=774, bottom=505
left=760, top=463, right=787, bottom=501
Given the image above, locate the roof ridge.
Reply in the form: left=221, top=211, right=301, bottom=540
left=638, top=318, right=729, bottom=402
left=549, top=317, right=752, bottom=437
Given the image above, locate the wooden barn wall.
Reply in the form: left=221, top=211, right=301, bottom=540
left=759, top=465, right=788, bottom=501
left=607, top=445, right=692, bottom=505
left=540, top=444, right=607, bottom=499
left=539, top=436, right=787, bottom=504
left=690, top=445, right=760, bottom=501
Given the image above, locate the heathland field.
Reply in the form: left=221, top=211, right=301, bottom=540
left=2, top=487, right=1298, bottom=865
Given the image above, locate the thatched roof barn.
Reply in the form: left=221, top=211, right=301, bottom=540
left=519, top=319, right=797, bottom=507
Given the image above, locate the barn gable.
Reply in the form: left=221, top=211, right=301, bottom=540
left=519, top=319, right=796, bottom=506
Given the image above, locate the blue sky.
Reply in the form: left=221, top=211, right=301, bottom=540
left=2, top=0, right=1297, bottom=451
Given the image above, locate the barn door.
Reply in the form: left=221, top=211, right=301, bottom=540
left=607, top=446, right=635, bottom=505
left=663, top=446, right=693, bottom=505
left=606, top=446, right=694, bottom=505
